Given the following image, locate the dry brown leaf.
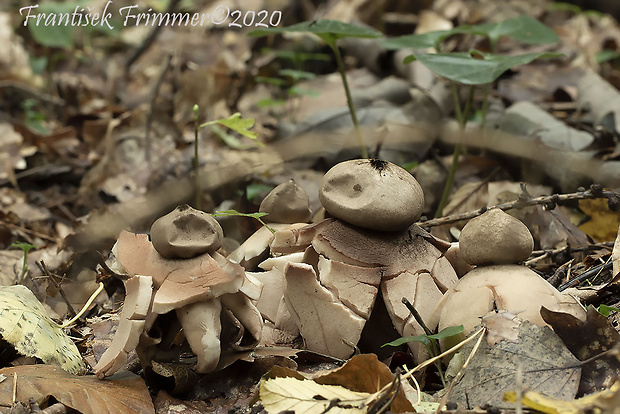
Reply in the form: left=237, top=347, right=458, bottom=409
left=541, top=306, right=620, bottom=395
left=0, top=365, right=154, bottom=414
left=449, top=319, right=581, bottom=409
left=265, top=353, right=415, bottom=412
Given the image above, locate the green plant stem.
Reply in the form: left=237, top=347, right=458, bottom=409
left=328, top=43, right=368, bottom=159
left=402, top=298, right=446, bottom=387
left=434, top=84, right=476, bottom=218
left=480, top=83, right=491, bottom=131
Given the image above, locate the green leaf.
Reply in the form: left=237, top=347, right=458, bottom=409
left=381, top=30, right=455, bottom=50
left=429, top=325, right=464, bottom=340
left=10, top=242, right=36, bottom=255
left=25, top=1, right=89, bottom=48
left=407, top=51, right=562, bottom=85
left=257, top=98, right=287, bottom=108
left=288, top=86, right=320, bottom=98
left=210, top=124, right=247, bottom=150
left=248, top=19, right=382, bottom=46
left=596, top=50, right=620, bottom=64
left=212, top=210, right=275, bottom=233
left=246, top=183, right=274, bottom=201
left=597, top=304, right=620, bottom=317
left=382, top=325, right=464, bottom=348
left=478, top=15, right=559, bottom=46
left=383, top=16, right=557, bottom=51
left=215, top=113, right=258, bottom=139
left=199, top=113, right=259, bottom=140
left=212, top=209, right=268, bottom=219
left=547, top=2, right=582, bottom=14
left=383, top=334, right=431, bottom=348
left=278, top=69, right=316, bottom=81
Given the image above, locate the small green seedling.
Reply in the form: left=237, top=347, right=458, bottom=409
left=382, top=324, right=465, bottom=349
left=211, top=209, right=275, bottom=233
left=20, top=99, right=48, bottom=134
left=249, top=20, right=384, bottom=158
left=256, top=68, right=319, bottom=120
left=256, top=48, right=329, bottom=120
left=383, top=16, right=560, bottom=217
left=10, top=241, right=37, bottom=284
left=597, top=304, right=620, bottom=317
left=383, top=324, right=464, bottom=387
left=192, top=106, right=260, bottom=208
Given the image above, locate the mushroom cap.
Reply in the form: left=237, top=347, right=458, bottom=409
left=319, top=159, right=424, bottom=232
left=459, top=208, right=534, bottom=265
left=259, top=179, right=312, bottom=223
left=150, top=204, right=223, bottom=259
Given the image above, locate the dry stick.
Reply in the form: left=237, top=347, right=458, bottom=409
left=435, top=326, right=486, bottom=413
left=124, top=0, right=181, bottom=71
left=443, top=167, right=501, bottom=216
left=0, top=219, right=55, bottom=243
left=37, top=260, right=76, bottom=318
left=367, top=374, right=400, bottom=414
left=364, top=328, right=486, bottom=407
left=12, top=373, right=17, bottom=404
left=60, top=282, right=104, bottom=328
left=402, top=298, right=446, bottom=387
left=144, top=54, right=172, bottom=163
left=419, top=186, right=619, bottom=228
left=558, top=256, right=614, bottom=291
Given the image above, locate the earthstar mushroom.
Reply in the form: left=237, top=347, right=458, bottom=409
left=229, top=182, right=314, bottom=344
left=433, top=208, right=586, bottom=345
left=94, top=205, right=263, bottom=378
left=268, top=159, right=458, bottom=361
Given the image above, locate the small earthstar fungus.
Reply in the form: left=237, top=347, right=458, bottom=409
left=267, top=159, right=458, bottom=362
left=94, top=205, right=263, bottom=378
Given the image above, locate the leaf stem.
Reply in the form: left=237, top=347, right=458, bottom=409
left=329, top=43, right=368, bottom=159
left=402, top=297, right=447, bottom=387
left=434, top=84, right=476, bottom=217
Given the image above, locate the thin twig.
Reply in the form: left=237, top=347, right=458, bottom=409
left=0, top=219, right=55, bottom=242
left=420, top=185, right=619, bottom=228
left=435, top=326, right=486, bottom=413
left=125, top=0, right=181, bottom=71
left=558, top=256, right=614, bottom=291
left=144, top=54, right=172, bottom=163
left=60, top=282, right=105, bottom=328
left=37, top=260, right=76, bottom=318
left=364, top=328, right=486, bottom=406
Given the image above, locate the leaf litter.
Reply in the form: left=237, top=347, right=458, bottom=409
left=449, top=314, right=581, bottom=409
left=1, top=0, right=620, bottom=411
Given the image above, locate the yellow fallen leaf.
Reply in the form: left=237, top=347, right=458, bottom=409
left=579, top=198, right=620, bottom=242
left=504, top=381, right=620, bottom=414
left=260, top=376, right=370, bottom=413
left=0, top=285, right=87, bottom=375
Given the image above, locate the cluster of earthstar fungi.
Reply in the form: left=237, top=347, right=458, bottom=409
left=94, top=159, right=585, bottom=377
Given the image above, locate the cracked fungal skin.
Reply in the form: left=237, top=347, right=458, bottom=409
left=270, top=218, right=458, bottom=361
